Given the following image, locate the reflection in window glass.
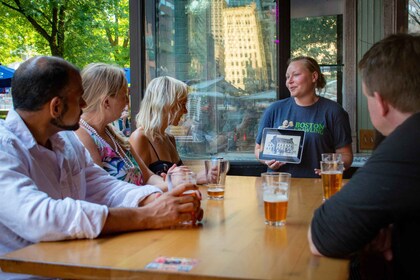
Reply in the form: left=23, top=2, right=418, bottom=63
left=318, top=65, right=342, bottom=102
left=408, top=0, right=420, bottom=33
left=146, top=1, right=342, bottom=161
left=291, top=15, right=341, bottom=102
left=147, top=1, right=277, bottom=160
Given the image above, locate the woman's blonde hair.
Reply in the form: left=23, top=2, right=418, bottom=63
left=81, top=63, right=130, bottom=149
left=288, top=56, right=326, bottom=90
left=135, top=76, right=188, bottom=141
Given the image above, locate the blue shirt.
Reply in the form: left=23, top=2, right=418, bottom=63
left=256, top=97, right=352, bottom=178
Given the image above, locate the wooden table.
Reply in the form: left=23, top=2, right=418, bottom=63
left=0, top=176, right=349, bottom=279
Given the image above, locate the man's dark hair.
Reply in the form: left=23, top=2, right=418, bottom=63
left=11, top=56, right=80, bottom=111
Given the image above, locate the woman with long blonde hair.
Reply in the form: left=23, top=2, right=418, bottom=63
left=75, top=63, right=167, bottom=189
left=130, top=76, right=206, bottom=184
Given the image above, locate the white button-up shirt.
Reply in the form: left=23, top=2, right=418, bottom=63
left=0, top=110, right=162, bottom=256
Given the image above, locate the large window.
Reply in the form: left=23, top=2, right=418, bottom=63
left=145, top=0, right=278, bottom=161
left=143, top=0, right=343, bottom=162
left=1, top=0, right=345, bottom=158
left=291, top=15, right=343, bottom=104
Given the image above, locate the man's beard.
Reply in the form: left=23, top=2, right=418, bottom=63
left=51, top=117, right=80, bottom=131
left=50, top=104, right=82, bottom=131
left=50, top=115, right=81, bottom=131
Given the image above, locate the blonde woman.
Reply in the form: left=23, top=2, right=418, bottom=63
left=130, top=76, right=206, bottom=184
left=75, top=63, right=168, bottom=190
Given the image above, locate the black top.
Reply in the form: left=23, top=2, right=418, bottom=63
left=147, top=140, right=183, bottom=175
left=256, top=97, right=352, bottom=177
left=311, top=112, right=420, bottom=279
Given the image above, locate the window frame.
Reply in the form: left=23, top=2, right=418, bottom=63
left=128, top=0, right=373, bottom=160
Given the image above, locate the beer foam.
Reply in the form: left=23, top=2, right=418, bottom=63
left=263, top=193, right=288, bottom=202
left=322, top=171, right=342, bottom=175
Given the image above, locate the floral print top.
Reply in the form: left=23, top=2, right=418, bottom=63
left=87, top=131, right=144, bottom=186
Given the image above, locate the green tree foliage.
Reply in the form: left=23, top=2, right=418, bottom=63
left=0, top=4, right=49, bottom=65
left=0, top=0, right=129, bottom=68
left=65, top=0, right=130, bottom=67
left=291, top=16, right=337, bottom=64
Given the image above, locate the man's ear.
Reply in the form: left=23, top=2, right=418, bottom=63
left=49, top=96, right=63, bottom=118
left=373, top=92, right=389, bottom=117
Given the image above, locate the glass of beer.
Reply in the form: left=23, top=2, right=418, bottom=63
left=204, top=158, right=230, bottom=200
left=320, top=160, right=344, bottom=201
left=167, top=170, right=198, bottom=225
left=261, top=172, right=291, bottom=227
left=321, top=153, right=342, bottom=163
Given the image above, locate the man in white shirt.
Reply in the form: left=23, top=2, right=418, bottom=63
left=0, top=56, right=202, bottom=278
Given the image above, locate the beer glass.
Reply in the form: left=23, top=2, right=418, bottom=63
left=261, top=172, right=291, bottom=227
left=204, top=158, right=230, bottom=200
left=167, top=170, right=198, bottom=225
left=320, top=160, right=344, bottom=201
left=321, top=153, right=342, bottom=163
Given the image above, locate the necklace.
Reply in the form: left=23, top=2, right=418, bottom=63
left=105, top=129, right=135, bottom=169
left=79, top=119, right=135, bottom=170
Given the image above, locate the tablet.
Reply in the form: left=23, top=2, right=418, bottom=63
left=259, top=128, right=305, bottom=164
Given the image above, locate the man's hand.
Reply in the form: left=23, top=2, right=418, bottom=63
left=102, top=183, right=203, bottom=235
left=143, top=183, right=203, bottom=229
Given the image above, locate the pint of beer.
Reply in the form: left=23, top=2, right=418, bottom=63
left=181, top=190, right=198, bottom=225
left=320, top=160, right=344, bottom=201
left=167, top=171, right=198, bottom=225
left=261, top=172, right=291, bottom=227
left=264, top=192, right=288, bottom=225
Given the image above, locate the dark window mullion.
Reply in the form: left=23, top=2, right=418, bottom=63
left=277, top=0, right=291, bottom=100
